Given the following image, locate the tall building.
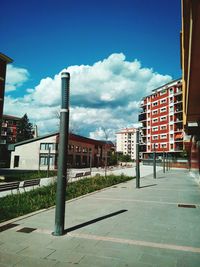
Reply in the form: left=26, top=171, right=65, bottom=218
left=1, top=115, right=21, bottom=145
left=139, top=79, right=183, bottom=158
left=116, top=127, right=137, bottom=160
left=0, top=53, right=13, bottom=143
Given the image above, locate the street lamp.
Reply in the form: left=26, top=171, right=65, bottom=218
left=153, top=143, right=156, bottom=179
left=136, top=128, right=140, bottom=188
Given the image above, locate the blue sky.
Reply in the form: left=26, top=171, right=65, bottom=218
left=1, top=0, right=182, bottom=139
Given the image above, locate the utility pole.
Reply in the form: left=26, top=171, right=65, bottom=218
left=136, top=128, right=140, bottom=188
left=153, top=143, right=156, bottom=179
left=53, top=71, right=70, bottom=236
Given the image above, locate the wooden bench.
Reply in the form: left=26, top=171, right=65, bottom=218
left=0, top=181, right=20, bottom=193
left=20, top=179, right=40, bottom=190
left=74, top=172, right=84, bottom=179
left=84, top=171, right=91, bottom=176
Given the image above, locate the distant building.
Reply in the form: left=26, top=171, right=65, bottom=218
left=1, top=115, right=21, bottom=145
left=139, top=78, right=184, bottom=158
left=9, top=132, right=114, bottom=170
left=0, top=53, right=13, bottom=144
left=116, top=128, right=137, bottom=160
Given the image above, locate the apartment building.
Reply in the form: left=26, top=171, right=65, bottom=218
left=0, top=53, right=13, bottom=144
left=116, top=128, right=137, bottom=160
left=1, top=115, right=21, bottom=145
left=139, top=79, right=183, bottom=158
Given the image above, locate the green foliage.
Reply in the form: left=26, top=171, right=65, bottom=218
left=118, top=154, right=132, bottom=162
left=3, top=170, right=57, bottom=182
left=0, top=174, right=133, bottom=223
left=17, top=113, right=34, bottom=142
left=108, top=153, right=118, bottom=165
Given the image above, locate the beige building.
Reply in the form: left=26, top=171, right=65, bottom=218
left=116, top=128, right=137, bottom=160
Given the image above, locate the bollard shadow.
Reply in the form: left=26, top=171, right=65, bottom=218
left=64, top=209, right=127, bottom=234
left=140, top=184, right=157, bottom=189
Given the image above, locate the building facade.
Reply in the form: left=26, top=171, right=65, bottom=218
left=1, top=115, right=21, bottom=145
left=139, top=79, right=184, bottom=158
left=181, top=0, right=200, bottom=174
left=9, top=132, right=114, bottom=170
left=116, top=128, right=137, bottom=160
left=0, top=53, right=13, bottom=143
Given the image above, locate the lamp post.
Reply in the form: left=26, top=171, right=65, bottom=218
left=53, top=71, right=70, bottom=236
left=163, top=150, right=165, bottom=173
left=90, top=148, right=92, bottom=173
left=136, top=128, right=140, bottom=188
left=153, top=143, right=156, bottom=179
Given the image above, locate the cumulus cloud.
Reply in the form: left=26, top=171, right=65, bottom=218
left=5, top=65, right=29, bottom=91
left=4, top=53, right=172, bottom=141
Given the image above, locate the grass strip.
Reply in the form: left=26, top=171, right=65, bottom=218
left=0, top=174, right=133, bottom=223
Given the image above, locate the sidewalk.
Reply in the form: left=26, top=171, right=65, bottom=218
left=0, top=169, right=200, bottom=266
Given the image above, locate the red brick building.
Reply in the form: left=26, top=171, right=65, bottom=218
left=139, top=79, right=183, bottom=158
left=1, top=115, right=21, bottom=145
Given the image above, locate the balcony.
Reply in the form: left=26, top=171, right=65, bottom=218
left=138, top=113, right=146, bottom=122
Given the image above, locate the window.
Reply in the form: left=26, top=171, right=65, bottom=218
left=160, top=107, right=167, bottom=113
left=152, top=101, right=158, bottom=107
left=169, top=88, right=174, bottom=94
left=160, top=89, right=167, bottom=95
left=160, top=99, right=166, bottom=104
left=161, top=144, right=167, bottom=148
left=160, top=134, right=167, bottom=139
left=170, top=144, right=173, bottom=149
left=40, top=143, right=57, bottom=151
left=170, top=125, right=173, bottom=130
left=153, top=118, right=158, bottom=123
left=160, top=125, right=167, bottom=130
left=152, top=110, right=158, bottom=115
left=160, top=116, right=167, bottom=121
left=153, top=135, right=158, bottom=140
left=152, top=126, right=158, bottom=132
left=40, top=154, right=55, bottom=166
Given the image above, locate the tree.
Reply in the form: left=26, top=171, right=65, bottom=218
left=17, top=114, right=33, bottom=142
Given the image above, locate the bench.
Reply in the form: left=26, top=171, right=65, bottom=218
left=74, top=172, right=84, bottom=179
left=84, top=171, right=91, bottom=176
left=20, top=179, right=40, bottom=190
left=0, top=181, right=20, bottom=193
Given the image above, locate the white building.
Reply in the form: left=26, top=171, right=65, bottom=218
left=116, top=128, right=137, bottom=160
left=9, top=133, right=58, bottom=170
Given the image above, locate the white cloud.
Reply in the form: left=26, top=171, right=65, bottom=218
left=4, top=53, right=172, bottom=140
left=5, top=65, right=29, bottom=91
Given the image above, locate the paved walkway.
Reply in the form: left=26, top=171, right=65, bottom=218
left=0, top=169, right=200, bottom=266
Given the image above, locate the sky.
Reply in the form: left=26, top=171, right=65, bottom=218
left=1, top=0, right=182, bottom=141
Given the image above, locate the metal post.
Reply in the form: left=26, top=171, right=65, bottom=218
left=47, top=147, right=51, bottom=178
left=163, top=150, right=165, bottom=173
left=90, top=149, right=92, bottom=173
left=166, top=153, right=168, bottom=171
left=136, top=129, right=140, bottom=188
left=153, top=143, right=156, bottom=179
left=53, top=72, right=70, bottom=236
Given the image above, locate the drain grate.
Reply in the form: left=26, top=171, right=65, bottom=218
left=178, top=204, right=196, bottom=208
left=0, top=223, right=19, bottom=233
left=17, top=227, right=37, bottom=233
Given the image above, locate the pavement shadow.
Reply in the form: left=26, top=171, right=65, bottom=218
left=64, top=209, right=127, bottom=234
left=140, top=184, right=157, bottom=189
